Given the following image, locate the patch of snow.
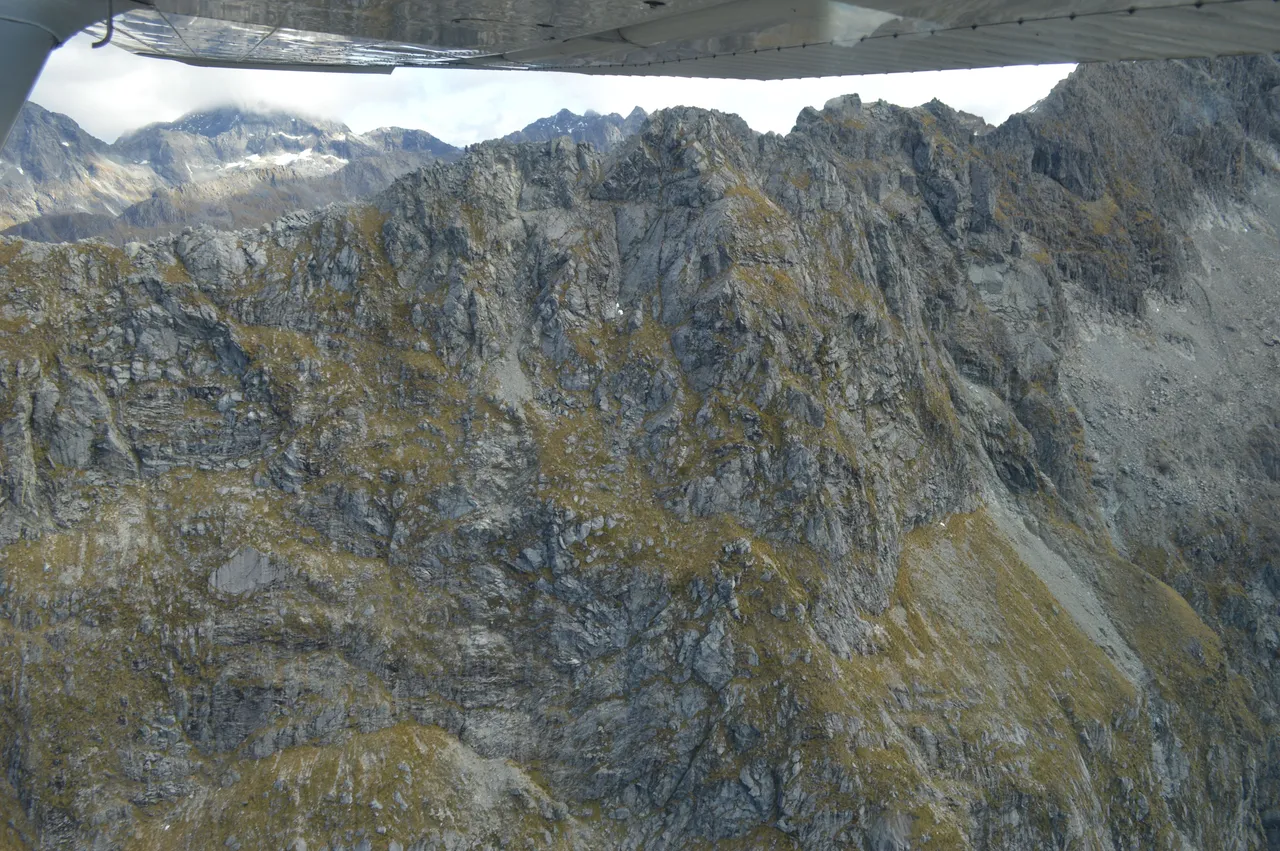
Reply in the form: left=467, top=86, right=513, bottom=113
left=60, top=141, right=70, bottom=148
left=269, top=148, right=313, bottom=167
left=272, top=132, right=309, bottom=141
left=225, top=153, right=263, bottom=169
left=219, top=148, right=348, bottom=172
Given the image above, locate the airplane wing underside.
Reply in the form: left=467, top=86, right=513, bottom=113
left=96, top=0, right=1280, bottom=78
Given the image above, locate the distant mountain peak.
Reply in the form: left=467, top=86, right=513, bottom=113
left=502, top=106, right=648, bottom=153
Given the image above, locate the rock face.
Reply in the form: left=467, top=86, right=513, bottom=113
left=209, top=547, right=286, bottom=595
left=0, top=57, right=1277, bottom=851
left=0, top=105, right=461, bottom=241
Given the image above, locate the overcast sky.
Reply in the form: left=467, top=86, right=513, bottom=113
left=31, top=33, right=1075, bottom=146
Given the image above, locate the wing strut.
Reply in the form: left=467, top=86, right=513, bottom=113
left=0, top=0, right=115, bottom=147
left=0, top=20, right=55, bottom=147
left=91, top=0, right=114, bottom=48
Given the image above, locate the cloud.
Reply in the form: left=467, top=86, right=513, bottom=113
left=31, top=33, right=1073, bottom=145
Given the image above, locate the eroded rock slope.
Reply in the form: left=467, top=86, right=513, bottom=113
left=0, top=57, right=1277, bottom=850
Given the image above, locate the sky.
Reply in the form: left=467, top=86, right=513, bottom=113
left=31, top=33, right=1075, bottom=146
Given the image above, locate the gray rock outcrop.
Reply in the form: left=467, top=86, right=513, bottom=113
left=209, top=547, right=285, bottom=595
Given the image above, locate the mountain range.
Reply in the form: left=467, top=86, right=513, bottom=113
left=1, top=58, right=1278, bottom=850
left=0, top=103, right=647, bottom=244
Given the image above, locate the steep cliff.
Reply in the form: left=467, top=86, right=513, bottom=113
left=0, top=57, right=1276, bottom=851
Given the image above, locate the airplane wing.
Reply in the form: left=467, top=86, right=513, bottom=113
left=3, top=0, right=1278, bottom=150
left=92, top=0, right=1280, bottom=79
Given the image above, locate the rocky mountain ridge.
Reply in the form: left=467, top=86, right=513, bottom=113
left=0, top=104, right=652, bottom=245
left=0, top=58, right=1276, bottom=850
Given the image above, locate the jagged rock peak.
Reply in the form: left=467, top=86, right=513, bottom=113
left=0, top=101, right=107, bottom=169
